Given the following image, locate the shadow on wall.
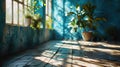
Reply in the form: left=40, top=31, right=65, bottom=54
left=96, top=0, right=120, bottom=41
left=52, top=0, right=120, bottom=41
left=52, top=0, right=98, bottom=40
left=52, top=0, right=80, bottom=40
left=52, top=0, right=65, bottom=40
left=105, top=25, right=120, bottom=41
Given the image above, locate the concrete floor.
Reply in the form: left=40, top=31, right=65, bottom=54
left=2, top=40, right=120, bottom=67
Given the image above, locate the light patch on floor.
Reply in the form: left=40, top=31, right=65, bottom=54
left=2, top=40, right=120, bottom=67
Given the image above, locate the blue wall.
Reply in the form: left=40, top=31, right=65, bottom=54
left=52, top=0, right=120, bottom=41
left=52, top=0, right=65, bottom=40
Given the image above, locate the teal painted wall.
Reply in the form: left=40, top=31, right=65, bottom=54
left=0, top=0, right=5, bottom=42
left=0, top=25, right=52, bottom=56
left=52, top=0, right=65, bottom=40
left=52, top=0, right=120, bottom=41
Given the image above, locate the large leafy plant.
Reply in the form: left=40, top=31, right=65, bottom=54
left=67, top=2, right=106, bottom=32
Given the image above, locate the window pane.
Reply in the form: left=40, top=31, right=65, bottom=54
left=19, top=0, right=22, bottom=2
left=6, top=0, right=12, bottom=24
left=46, top=0, right=52, bottom=29
left=24, top=0, right=28, bottom=5
left=46, top=0, right=48, bottom=15
left=49, top=0, right=52, bottom=16
left=19, top=4, right=24, bottom=26
left=13, top=1, right=18, bottom=25
left=28, top=0, right=31, bottom=6
left=24, top=0, right=28, bottom=26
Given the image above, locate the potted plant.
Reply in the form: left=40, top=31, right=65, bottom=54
left=25, top=14, right=32, bottom=26
left=30, top=14, right=42, bottom=30
left=25, top=0, right=42, bottom=30
left=67, top=2, right=106, bottom=41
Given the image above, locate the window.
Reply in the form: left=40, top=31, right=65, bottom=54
left=6, top=0, right=51, bottom=28
left=46, top=0, right=51, bottom=16
left=45, top=0, right=52, bottom=29
left=13, top=1, right=18, bottom=25
left=6, top=0, right=31, bottom=26
left=6, top=0, right=12, bottom=24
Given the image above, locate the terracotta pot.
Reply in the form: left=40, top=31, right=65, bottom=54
left=25, top=18, right=31, bottom=26
left=82, top=31, right=93, bottom=41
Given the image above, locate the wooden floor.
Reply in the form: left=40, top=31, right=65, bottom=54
left=2, top=40, right=120, bottom=67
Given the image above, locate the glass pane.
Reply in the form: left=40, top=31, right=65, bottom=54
left=13, top=1, right=18, bottom=25
left=24, top=0, right=28, bottom=26
left=45, top=0, right=48, bottom=15
left=48, top=0, right=51, bottom=16
left=19, top=0, right=22, bottom=2
left=45, top=0, right=52, bottom=29
left=24, top=0, right=32, bottom=14
left=28, top=0, right=31, bottom=6
left=6, top=0, right=12, bottom=24
left=24, top=0, right=28, bottom=5
left=19, top=4, right=24, bottom=26
left=46, top=0, right=52, bottom=16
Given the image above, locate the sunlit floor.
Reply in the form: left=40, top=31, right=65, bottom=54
left=3, top=40, right=120, bottom=67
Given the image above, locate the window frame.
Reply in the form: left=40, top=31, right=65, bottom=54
left=6, top=0, right=31, bottom=26
left=45, top=0, right=52, bottom=29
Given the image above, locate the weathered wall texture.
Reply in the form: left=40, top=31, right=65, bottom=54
left=52, top=0, right=120, bottom=41
left=0, top=0, right=5, bottom=42
left=0, top=25, right=53, bottom=57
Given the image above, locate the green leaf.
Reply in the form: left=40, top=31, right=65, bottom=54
left=67, top=12, right=76, bottom=16
left=76, top=4, right=80, bottom=11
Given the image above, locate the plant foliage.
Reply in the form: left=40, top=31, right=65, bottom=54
left=25, top=0, right=43, bottom=30
left=67, top=2, right=106, bottom=32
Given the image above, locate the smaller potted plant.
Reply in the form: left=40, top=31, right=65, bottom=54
left=67, top=2, right=106, bottom=41
left=25, top=14, right=32, bottom=26
left=30, top=14, right=42, bottom=30
left=24, top=0, right=42, bottom=30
